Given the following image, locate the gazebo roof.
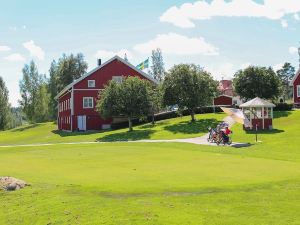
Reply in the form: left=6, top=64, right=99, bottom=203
left=239, top=97, right=275, bottom=108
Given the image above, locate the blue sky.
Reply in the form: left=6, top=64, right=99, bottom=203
left=1, top=0, right=300, bottom=106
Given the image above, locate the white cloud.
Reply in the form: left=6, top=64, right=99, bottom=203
left=22, top=25, right=27, bottom=29
left=94, top=49, right=132, bottom=60
left=134, top=33, right=219, bottom=56
left=160, top=0, right=300, bottom=28
left=273, top=63, right=284, bottom=71
left=4, top=53, right=25, bottom=62
left=281, top=19, right=288, bottom=28
left=23, top=40, right=45, bottom=60
left=289, top=46, right=298, bottom=54
left=0, top=45, right=11, bottom=52
left=240, top=62, right=251, bottom=70
left=294, top=13, right=300, bottom=20
left=205, top=63, right=235, bottom=80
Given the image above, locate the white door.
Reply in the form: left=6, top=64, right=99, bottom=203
left=77, top=116, right=86, bottom=131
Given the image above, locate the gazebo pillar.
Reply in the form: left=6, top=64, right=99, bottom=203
left=262, top=106, right=265, bottom=129
left=271, top=107, right=273, bottom=119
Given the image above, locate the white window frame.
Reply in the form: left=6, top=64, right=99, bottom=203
left=83, top=97, right=94, bottom=109
left=88, top=80, right=96, bottom=88
left=112, top=76, right=123, bottom=83
left=297, top=85, right=300, bottom=97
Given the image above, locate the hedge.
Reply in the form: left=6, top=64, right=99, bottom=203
left=274, top=103, right=293, bottom=111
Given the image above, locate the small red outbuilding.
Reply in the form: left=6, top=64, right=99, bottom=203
left=213, top=95, right=233, bottom=106
left=55, top=55, right=157, bottom=131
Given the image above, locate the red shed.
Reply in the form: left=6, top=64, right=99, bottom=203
left=213, top=95, right=233, bottom=106
left=55, top=56, right=157, bottom=131
left=292, top=69, right=300, bottom=107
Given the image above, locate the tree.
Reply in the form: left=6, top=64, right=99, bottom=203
left=56, top=53, right=88, bottom=92
left=48, top=60, right=59, bottom=120
left=234, top=66, right=282, bottom=101
left=150, top=48, right=165, bottom=82
left=0, top=76, right=12, bottom=130
left=96, top=77, right=151, bottom=131
left=19, top=61, right=50, bottom=122
left=162, top=64, right=218, bottom=122
left=48, top=53, right=88, bottom=119
left=276, top=62, right=295, bottom=101
left=147, top=83, right=163, bottom=124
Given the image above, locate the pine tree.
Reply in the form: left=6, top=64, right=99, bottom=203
left=276, top=63, right=295, bottom=101
left=150, top=48, right=165, bottom=82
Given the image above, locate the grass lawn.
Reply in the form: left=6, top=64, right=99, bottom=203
left=0, top=113, right=225, bottom=145
left=0, top=111, right=299, bottom=224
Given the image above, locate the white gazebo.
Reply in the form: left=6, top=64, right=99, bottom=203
left=239, top=97, right=275, bottom=130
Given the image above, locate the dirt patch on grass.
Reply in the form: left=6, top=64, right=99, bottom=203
left=0, top=177, right=28, bottom=191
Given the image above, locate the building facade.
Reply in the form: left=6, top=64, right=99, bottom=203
left=292, top=69, right=300, bottom=107
left=55, top=56, right=157, bottom=131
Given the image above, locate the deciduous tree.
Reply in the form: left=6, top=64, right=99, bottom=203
left=96, top=77, right=151, bottom=131
left=162, top=64, right=218, bottom=122
left=234, top=66, right=282, bottom=101
left=19, top=61, right=50, bottom=122
left=0, top=76, right=12, bottom=130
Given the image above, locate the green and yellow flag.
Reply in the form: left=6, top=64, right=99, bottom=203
left=136, top=58, right=149, bottom=70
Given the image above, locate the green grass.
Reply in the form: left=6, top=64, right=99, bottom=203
left=0, top=113, right=224, bottom=145
left=0, top=111, right=300, bottom=224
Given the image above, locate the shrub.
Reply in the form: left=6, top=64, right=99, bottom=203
left=274, top=103, right=293, bottom=111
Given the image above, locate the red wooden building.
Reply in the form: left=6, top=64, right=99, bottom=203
left=55, top=56, right=157, bottom=131
left=292, top=69, right=300, bottom=107
left=213, top=95, right=233, bottom=106
left=239, top=97, right=275, bottom=130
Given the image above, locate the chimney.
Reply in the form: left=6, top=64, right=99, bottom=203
left=97, top=59, right=102, bottom=66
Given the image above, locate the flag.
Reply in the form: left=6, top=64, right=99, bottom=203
left=136, top=58, right=149, bottom=70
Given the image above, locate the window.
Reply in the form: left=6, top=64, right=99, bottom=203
left=83, top=97, right=93, bottom=108
left=112, top=76, right=123, bottom=83
left=297, top=85, right=300, bottom=97
left=88, top=80, right=95, bottom=88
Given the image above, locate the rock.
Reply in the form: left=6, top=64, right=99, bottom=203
left=6, top=183, right=17, bottom=191
left=0, top=177, right=27, bottom=191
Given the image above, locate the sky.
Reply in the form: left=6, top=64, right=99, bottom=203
left=1, top=0, right=300, bottom=107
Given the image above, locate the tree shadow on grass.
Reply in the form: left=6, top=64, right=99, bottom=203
left=52, top=130, right=103, bottom=137
left=12, top=124, right=41, bottom=132
left=245, top=128, right=285, bottom=135
left=139, top=121, right=169, bottom=129
left=97, top=130, right=156, bottom=142
left=273, top=111, right=292, bottom=118
left=164, top=119, right=220, bottom=134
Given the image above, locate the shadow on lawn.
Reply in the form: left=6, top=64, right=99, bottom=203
left=274, top=111, right=292, bottom=118
left=52, top=130, right=102, bottom=137
left=164, top=119, right=220, bottom=134
left=97, top=129, right=155, bottom=142
left=12, top=123, right=41, bottom=132
left=245, top=128, right=285, bottom=135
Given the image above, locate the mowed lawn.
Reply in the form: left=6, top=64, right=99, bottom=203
left=0, top=113, right=225, bottom=145
left=0, top=111, right=300, bottom=224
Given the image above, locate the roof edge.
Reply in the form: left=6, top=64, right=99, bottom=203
left=54, top=55, right=158, bottom=99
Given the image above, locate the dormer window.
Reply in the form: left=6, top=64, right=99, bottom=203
left=88, top=80, right=95, bottom=88
left=112, top=76, right=123, bottom=83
